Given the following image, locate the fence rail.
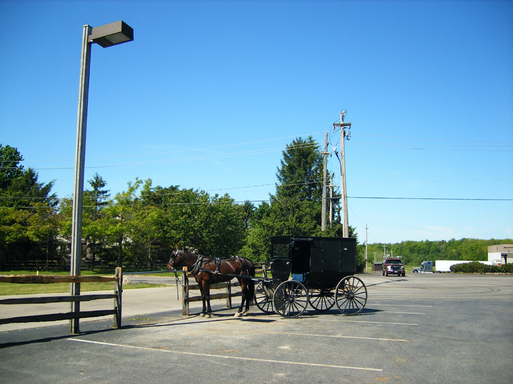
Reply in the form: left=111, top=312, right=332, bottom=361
left=0, top=267, right=122, bottom=333
left=0, top=260, right=170, bottom=272
left=181, top=266, right=241, bottom=316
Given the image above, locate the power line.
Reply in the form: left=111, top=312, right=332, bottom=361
left=348, top=196, right=513, bottom=202
left=357, top=132, right=513, bottom=145
left=21, top=131, right=326, bottom=163
left=3, top=140, right=322, bottom=171
left=3, top=194, right=511, bottom=210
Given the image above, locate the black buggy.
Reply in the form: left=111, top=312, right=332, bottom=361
left=254, top=236, right=367, bottom=318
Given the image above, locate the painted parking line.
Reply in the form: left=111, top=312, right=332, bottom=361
left=266, top=331, right=409, bottom=342
left=312, top=317, right=419, bottom=326
left=339, top=320, right=418, bottom=326
left=384, top=311, right=426, bottom=315
left=68, top=338, right=383, bottom=372
left=375, top=304, right=432, bottom=308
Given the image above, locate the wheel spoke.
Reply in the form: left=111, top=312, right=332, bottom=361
left=255, top=281, right=274, bottom=313
left=308, top=289, right=335, bottom=311
left=335, top=276, right=367, bottom=316
left=273, top=280, right=308, bottom=318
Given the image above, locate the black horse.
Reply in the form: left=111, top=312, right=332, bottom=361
left=168, top=250, right=255, bottom=318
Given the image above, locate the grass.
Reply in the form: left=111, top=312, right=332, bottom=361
left=0, top=270, right=177, bottom=277
left=0, top=270, right=168, bottom=296
left=0, top=282, right=166, bottom=296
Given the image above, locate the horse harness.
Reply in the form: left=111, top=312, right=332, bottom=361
left=190, top=255, right=249, bottom=277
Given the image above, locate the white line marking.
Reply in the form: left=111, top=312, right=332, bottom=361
left=375, top=304, right=432, bottom=308
left=385, top=311, right=426, bottom=315
left=266, top=331, right=409, bottom=342
left=314, top=318, right=419, bottom=326
left=67, top=338, right=382, bottom=372
left=341, top=320, right=418, bottom=326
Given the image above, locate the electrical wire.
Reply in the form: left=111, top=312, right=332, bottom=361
left=3, top=130, right=512, bottom=207
left=3, top=194, right=511, bottom=210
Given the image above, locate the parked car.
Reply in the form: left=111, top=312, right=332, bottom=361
left=382, top=258, right=406, bottom=277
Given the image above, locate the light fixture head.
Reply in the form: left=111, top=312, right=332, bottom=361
left=89, top=21, right=133, bottom=48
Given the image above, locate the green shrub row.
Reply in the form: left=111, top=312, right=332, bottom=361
left=450, top=261, right=513, bottom=274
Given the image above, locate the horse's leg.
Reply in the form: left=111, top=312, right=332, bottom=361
left=204, top=281, right=212, bottom=318
left=234, top=279, right=247, bottom=317
left=242, top=281, right=249, bottom=315
left=235, top=293, right=244, bottom=317
left=242, top=280, right=251, bottom=315
left=199, top=282, right=206, bottom=317
left=240, top=280, right=254, bottom=316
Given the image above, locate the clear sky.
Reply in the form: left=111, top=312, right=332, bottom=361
left=1, top=0, right=512, bottom=244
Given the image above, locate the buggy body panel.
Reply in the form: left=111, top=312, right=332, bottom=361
left=270, top=236, right=357, bottom=289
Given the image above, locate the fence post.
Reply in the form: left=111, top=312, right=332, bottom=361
left=182, top=266, right=189, bottom=316
left=226, top=279, right=232, bottom=309
left=113, top=267, right=123, bottom=328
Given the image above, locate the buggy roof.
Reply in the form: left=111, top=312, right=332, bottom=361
left=270, top=236, right=355, bottom=244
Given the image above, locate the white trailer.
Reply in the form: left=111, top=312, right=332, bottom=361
left=435, top=260, right=492, bottom=273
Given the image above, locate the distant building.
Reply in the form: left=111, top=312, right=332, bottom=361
left=488, top=244, right=513, bottom=265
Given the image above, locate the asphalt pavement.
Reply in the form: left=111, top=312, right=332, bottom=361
left=1, top=273, right=512, bottom=384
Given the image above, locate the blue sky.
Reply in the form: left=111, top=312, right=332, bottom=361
left=1, top=0, right=512, bottom=244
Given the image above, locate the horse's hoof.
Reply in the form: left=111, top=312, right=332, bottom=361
left=208, top=314, right=211, bottom=318
left=200, top=313, right=205, bottom=317
left=242, top=311, right=249, bottom=316
left=234, top=312, right=241, bottom=318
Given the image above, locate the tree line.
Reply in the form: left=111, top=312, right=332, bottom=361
left=366, top=238, right=512, bottom=266
left=1, top=142, right=509, bottom=272
left=0, top=139, right=348, bottom=271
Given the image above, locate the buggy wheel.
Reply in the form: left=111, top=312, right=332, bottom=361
left=335, top=276, right=367, bottom=316
left=308, top=289, right=335, bottom=311
left=254, top=280, right=274, bottom=314
left=273, top=280, right=308, bottom=318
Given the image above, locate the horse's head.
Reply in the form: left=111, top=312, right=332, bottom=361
left=167, top=249, right=183, bottom=270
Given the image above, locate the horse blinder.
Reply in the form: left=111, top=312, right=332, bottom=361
left=167, top=251, right=180, bottom=270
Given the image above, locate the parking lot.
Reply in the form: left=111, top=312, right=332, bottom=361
left=1, top=273, right=512, bottom=383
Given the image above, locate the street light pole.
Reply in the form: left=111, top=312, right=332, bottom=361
left=70, top=21, right=133, bottom=334
left=70, top=25, right=92, bottom=334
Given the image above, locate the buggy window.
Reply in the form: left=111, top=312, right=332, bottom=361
left=272, top=243, right=289, bottom=259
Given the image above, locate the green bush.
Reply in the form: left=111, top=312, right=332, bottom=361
left=450, top=261, right=513, bottom=273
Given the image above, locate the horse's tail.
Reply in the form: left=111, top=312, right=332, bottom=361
left=242, top=257, right=256, bottom=276
left=241, top=258, right=255, bottom=304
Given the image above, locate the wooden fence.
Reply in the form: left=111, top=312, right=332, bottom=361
left=0, top=267, right=122, bottom=334
left=181, top=266, right=242, bottom=316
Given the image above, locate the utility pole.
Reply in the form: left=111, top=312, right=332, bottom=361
left=329, top=173, right=335, bottom=227
left=365, top=224, right=368, bottom=273
left=333, top=110, right=351, bottom=238
left=321, top=132, right=330, bottom=232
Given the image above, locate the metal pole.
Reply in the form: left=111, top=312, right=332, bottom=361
left=321, top=132, right=328, bottom=232
left=70, top=25, right=92, bottom=334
